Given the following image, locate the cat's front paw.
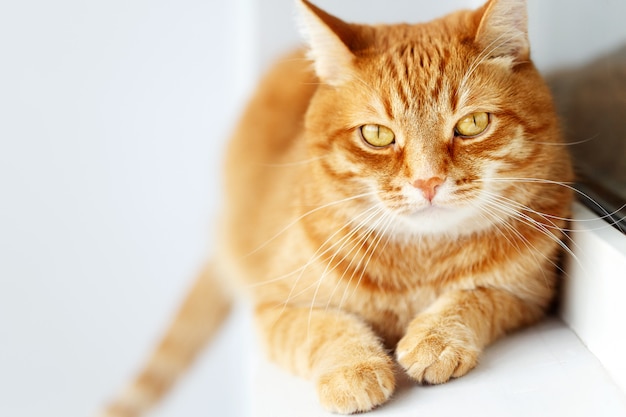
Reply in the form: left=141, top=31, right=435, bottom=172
left=396, top=318, right=480, bottom=385
left=316, top=358, right=395, bottom=414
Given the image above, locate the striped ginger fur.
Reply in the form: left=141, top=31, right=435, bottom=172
left=99, top=265, right=231, bottom=417
left=100, top=0, right=573, bottom=415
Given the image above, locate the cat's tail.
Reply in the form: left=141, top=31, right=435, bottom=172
left=97, top=261, right=232, bottom=417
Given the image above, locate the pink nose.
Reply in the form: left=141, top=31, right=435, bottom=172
left=412, top=176, right=445, bottom=201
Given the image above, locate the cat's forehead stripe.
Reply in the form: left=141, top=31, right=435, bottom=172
left=376, top=42, right=458, bottom=120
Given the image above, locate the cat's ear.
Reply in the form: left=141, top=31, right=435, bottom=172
left=296, top=0, right=358, bottom=86
left=474, top=0, right=530, bottom=64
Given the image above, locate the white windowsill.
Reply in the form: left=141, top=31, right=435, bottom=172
left=249, top=317, right=626, bottom=417
left=561, top=202, right=626, bottom=394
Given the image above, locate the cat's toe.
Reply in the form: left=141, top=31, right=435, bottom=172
left=396, top=323, right=480, bottom=385
left=316, top=359, right=396, bottom=414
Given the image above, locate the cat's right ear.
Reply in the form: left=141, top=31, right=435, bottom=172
left=474, top=0, right=530, bottom=65
left=296, top=0, right=357, bottom=86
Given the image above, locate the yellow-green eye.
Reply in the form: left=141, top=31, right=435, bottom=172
left=360, top=124, right=395, bottom=147
left=455, top=112, right=490, bottom=138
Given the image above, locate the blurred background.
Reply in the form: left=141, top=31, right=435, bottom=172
left=1, top=1, right=624, bottom=416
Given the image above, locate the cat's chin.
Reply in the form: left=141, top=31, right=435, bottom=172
left=407, top=204, right=450, bottom=218
left=395, top=204, right=488, bottom=237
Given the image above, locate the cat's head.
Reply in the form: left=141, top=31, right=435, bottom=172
left=298, top=0, right=572, bottom=237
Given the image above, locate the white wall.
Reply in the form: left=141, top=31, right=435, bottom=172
left=528, top=0, right=626, bottom=72
left=0, top=1, right=252, bottom=416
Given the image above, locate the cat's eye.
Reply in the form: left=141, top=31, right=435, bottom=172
left=455, top=112, right=490, bottom=138
left=360, top=124, right=395, bottom=147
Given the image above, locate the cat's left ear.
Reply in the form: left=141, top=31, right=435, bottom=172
left=475, top=0, right=530, bottom=65
left=296, top=0, right=361, bottom=86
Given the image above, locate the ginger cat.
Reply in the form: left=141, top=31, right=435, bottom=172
left=101, top=0, right=573, bottom=415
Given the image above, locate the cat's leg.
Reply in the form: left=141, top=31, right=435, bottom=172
left=255, top=305, right=396, bottom=414
left=396, top=287, right=545, bottom=384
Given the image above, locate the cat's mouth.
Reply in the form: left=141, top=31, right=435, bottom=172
left=388, top=198, right=487, bottom=235
left=406, top=203, right=452, bottom=217
left=382, top=192, right=456, bottom=217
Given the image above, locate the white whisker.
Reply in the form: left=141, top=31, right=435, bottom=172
left=321, top=207, right=388, bottom=312
left=260, top=155, right=327, bottom=168
left=243, top=191, right=377, bottom=258
left=246, top=203, right=380, bottom=291
left=308, top=208, right=389, bottom=333
left=333, top=210, right=392, bottom=311
left=478, top=203, right=563, bottom=284
left=282, top=205, right=382, bottom=306
left=476, top=177, right=625, bottom=231
left=535, top=133, right=601, bottom=146
left=307, top=207, right=385, bottom=303
left=480, top=195, right=583, bottom=273
left=340, top=213, right=396, bottom=311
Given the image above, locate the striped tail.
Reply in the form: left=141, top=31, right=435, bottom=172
left=98, top=262, right=232, bottom=417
